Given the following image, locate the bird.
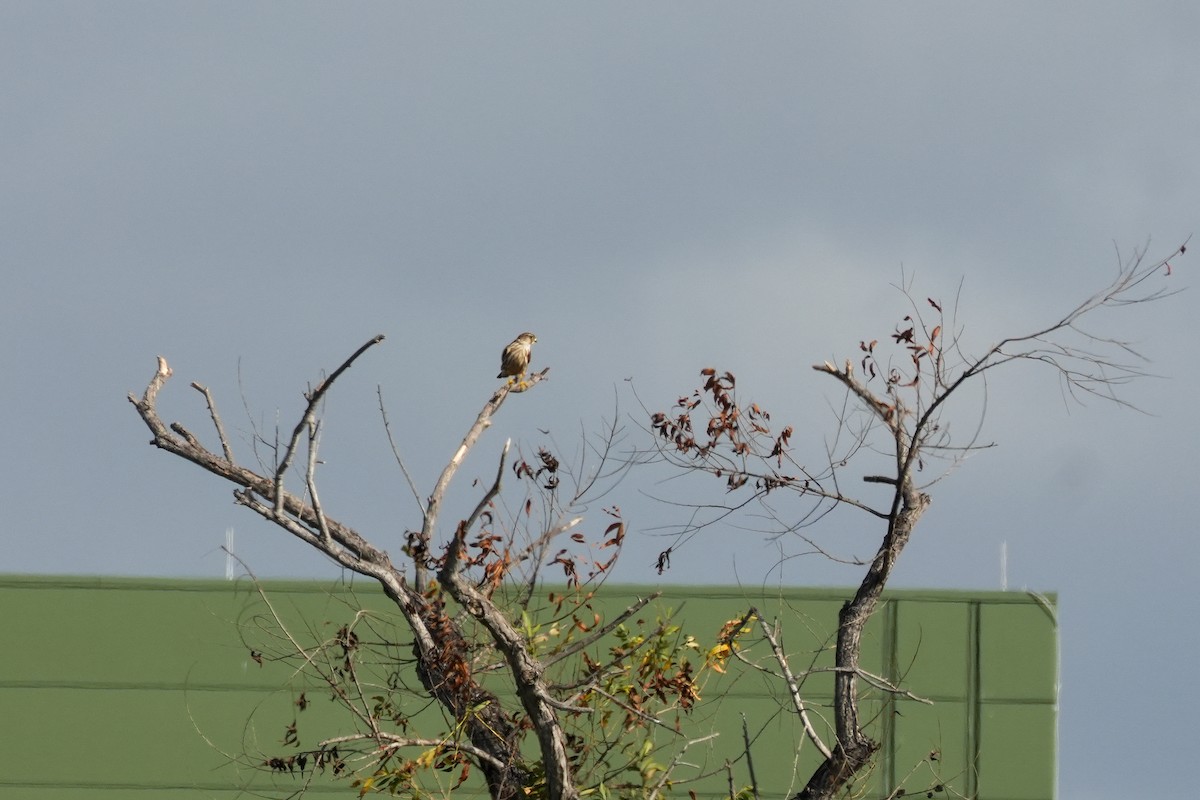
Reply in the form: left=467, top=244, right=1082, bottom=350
left=498, top=332, right=537, bottom=382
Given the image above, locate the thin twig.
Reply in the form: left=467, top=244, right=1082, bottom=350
left=442, top=439, right=511, bottom=583
left=420, top=367, right=550, bottom=554
left=587, top=686, right=682, bottom=733
left=545, top=592, right=661, bottom=666
left=646, top=732, right=720, bottom=800
left=191, top=381, right=234, bottom=463
left=377, top=384, right=423, bottom=511
left=742, top=713, right=760, bottom=800
left=273, top=334, right=386, bottom=512
left=758, top=613, right=832, bottom=760
left=304, top=419, right=333, bottom=548
left=319, top=732, right=509, bottom=772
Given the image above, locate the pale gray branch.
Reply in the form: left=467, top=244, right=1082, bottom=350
left=191, top=381, right=234, bottom=463
left=757, top=612, right=832, bottom=760
left=273, top=334, right=385, bottom=513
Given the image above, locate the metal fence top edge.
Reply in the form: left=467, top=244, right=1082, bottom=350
left=0, top=574, right=1056, bottom=605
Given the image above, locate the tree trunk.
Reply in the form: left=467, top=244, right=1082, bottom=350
left=404, top=589, right=531, bottom=800
left=794, top=487, right=929, bottom=800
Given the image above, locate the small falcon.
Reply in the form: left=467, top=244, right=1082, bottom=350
left=498, top=332, right=537, bottom=382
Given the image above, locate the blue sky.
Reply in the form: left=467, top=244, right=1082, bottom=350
left=2, top=4, right=1197, bottom=797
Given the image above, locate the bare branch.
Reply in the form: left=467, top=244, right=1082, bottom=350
left=545, top=592, right=661, bottom=667
left=320, top=732, right=509, bottom=772
left=852, top=667, right=933, bottom=705
left=420, top=368, right=551, bottom=563
left=130, top=348, right=540, bottom=800
left=466, top=439, right=512, bottom=540
left=586, top=686, right=682, bottom=733
left=438, top=546, right=581, bottom=800
left=191, top=381, right=234, bottom=463
left=756, top=612, right=832, bottom=760
left=377, top=385, right=424, bottom=512
left=812, top=360, right=896, bottom=429
left=742, top=713, right=760, bottom=800
left=646, top=732, right=720, bottom=800
left=273, top=334, right=385, bottom=513
left=304, top=418, right=333, bottom=548
left=433, top=410, right=578, bottom=800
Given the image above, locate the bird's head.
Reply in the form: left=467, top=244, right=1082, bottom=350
left=518, top=332, right=537, bottom=345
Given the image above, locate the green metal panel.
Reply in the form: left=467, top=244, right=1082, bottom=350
left=978, top=704, right=1057, bottom=800
left=891, top=699, right=971, bottom=794
left=979, top=601, right=1059, bottom=702
left=892, top=600, right=972, bottom=700
left=882, top=600, right=977, bottom=794
left=0, top=577, right=1056, bottom=799
left=1, top=686, right=332, bottom=789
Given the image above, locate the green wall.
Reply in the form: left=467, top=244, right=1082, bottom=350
left=0, top=577, right=1056, bottom=799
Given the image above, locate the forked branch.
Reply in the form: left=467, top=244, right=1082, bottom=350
left=649, top=239, right=1185, bottom=800
left=129, top=341, right=559, bottom=800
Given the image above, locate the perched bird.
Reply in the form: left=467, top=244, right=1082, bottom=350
left=498, top=332, right=537, bottom=381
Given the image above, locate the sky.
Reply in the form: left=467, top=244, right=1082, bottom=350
left=2, top=3, right=1197, bottom=798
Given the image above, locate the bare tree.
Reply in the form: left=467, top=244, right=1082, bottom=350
left=130, top=239, right=1185, bottom=800
left=130, top=341, right=705, bottom=800
left=648, top=240, right=1187, bottom=799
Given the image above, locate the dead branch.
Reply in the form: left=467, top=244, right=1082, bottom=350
left=416, top=367, right=550, bottom=588
left=545, top=593, right=661, bottom=667
left=129, top=344, right=548, bottom=800
left=320, top=733, right=510, bottom=772
left=646, top=732, right=721, bottom=800
left=191, top=381, right=234, bottom=463
left=648, top=239, right=1186, bottom=800
left=274, top=334, right=385, bottom=513
left=755, top=612, right=831, bottom=761
left=742, top=713, right=760, bottom=800
left=377, top=385, right=424, bottom=512
left=436, top=440, right=580, bottom=800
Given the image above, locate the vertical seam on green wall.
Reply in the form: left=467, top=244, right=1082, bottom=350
left=966, top=600, right=981, bottom=799
left=1053, top=600, right=1061, bottom=800
left=881, top=598, right=899, bottom=794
